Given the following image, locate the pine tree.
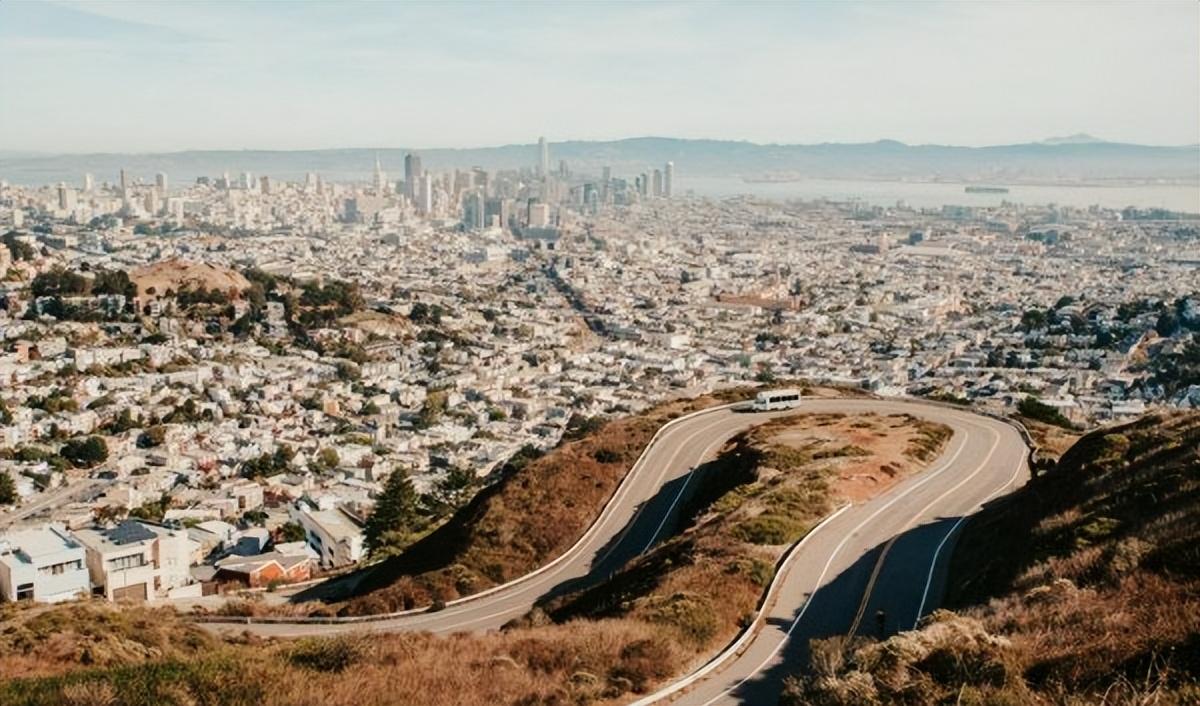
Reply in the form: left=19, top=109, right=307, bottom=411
left=0, top=472, right=16, bottom=506
left=364, top=469, right=420, bottom=556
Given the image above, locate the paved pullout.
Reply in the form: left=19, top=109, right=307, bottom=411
left=202, top=399, right=1027, bottom=706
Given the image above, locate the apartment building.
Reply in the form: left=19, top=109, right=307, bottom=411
left=72, top=520, right=195, bottom=601
left=0, top=525, right=89, bottom=603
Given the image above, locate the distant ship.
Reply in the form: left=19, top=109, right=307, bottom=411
left=743, top=175, right=802, bottom=184
left=964, top=186, right=1010, bottom=193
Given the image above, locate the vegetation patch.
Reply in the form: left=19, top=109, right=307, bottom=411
left=785, top=411, right=1200, bottom=705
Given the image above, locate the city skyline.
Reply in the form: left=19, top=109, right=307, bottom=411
left=1, top=1, right=1197, bottom=153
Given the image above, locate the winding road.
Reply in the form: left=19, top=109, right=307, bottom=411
left=201, top=398, right=1028, bottom=705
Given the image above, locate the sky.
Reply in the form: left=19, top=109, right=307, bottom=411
left=1, top=1, right=1197, bottom=153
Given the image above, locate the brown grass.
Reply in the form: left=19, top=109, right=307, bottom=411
left=784, top=411, right=1200, bottom=705
left=0, top=407, right=955, bottom=706
left=335, top=395, right=730, bottom=616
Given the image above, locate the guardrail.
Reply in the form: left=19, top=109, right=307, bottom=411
left=627, top=503, right=852, bottom=706
left=194, top=402, right=739, bottom=626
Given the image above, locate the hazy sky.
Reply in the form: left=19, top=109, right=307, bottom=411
left=1, top=1, right=1197, bottom=153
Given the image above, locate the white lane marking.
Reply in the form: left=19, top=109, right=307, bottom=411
left=368, top=414, right=745, bottom=629
left=696, top=419, right=982, bottom=706
left=590, top=415, right=748, bottom=569
left=911, top=425, right=1028, bottom=627
left=640, top=433, right=731, bottom=553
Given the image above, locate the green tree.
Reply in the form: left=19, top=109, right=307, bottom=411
left=416, top=389, right=447, bottom=429
left=315, top=447, right=340, bottom=471
left=1020, top=308, right=1047, bottom=332
left=421, top=466, right=477, bottom=517
left=61, top=436, right=108, bottom=468
left=0, top=472, right=16, bottom=505
left=1017, top=396, right=1074, bottom=429
left=278, top=521, right=307, bottom=543
left=364, top=469, right=421, bottom=557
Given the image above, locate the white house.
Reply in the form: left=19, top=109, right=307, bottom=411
left=0, top=525, right=90, bottom=603
left=72, top=521, right=195, bottom=601
left=291, top=503, right=365, bottom=569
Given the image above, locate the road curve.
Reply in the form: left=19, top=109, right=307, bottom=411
left=647, top=399, right=1027, bottom=706
left=203, top=403, right=785, bottom=637
left=202, top=398, right=1028, bottom=706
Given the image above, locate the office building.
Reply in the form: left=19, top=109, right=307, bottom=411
left=538, top=136, right=550, bottom=178
left=404, top=153, right=422, bottom=200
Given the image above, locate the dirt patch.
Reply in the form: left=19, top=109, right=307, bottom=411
left=130, top=258, right=250, bottom=298
left=762, top=412, right=953, bottom=503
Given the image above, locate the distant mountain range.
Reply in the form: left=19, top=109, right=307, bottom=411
left=1, top=137, right=1196, bottom=186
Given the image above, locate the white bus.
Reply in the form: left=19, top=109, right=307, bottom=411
left=752, top=388, right=803, bottom=411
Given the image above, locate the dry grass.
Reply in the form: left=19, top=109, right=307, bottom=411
left=336, top=395, right=729, bottom=616
left=0, top=611, right=686, bottom=706
left=785, top=411, right=1200, bottom=705
left=0, top=407, right=955, bottom=706
left=0, top=602, right=216, bottom=680
left=539, top=411, right=951, bottom=676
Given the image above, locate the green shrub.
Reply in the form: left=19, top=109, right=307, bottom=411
left=286, top=635, right=365, bottom=673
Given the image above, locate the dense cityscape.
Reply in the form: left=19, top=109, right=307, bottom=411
left=1, top=3, right=1198, bottom=705
left=1, top=140, right=1196, bottom=598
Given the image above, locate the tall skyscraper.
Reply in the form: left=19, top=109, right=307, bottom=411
left=652, top=169, right=664, bottom=197
left=538, top=136, right=549, bottom=178
left=119, top=168, right=130, bottom=209
left=462, top=190, right=485, bottom=230
left=57, top=182, right=75, bottom=211
left=664, top=161, right=675, bottom=198
left=404, top=153, right=422, bottom=200
left=83, top=173, right=94, bottom=193
left=418, top=173, right=433, bottom=215
left=373, top=155, right=387, bottom=193
left=155, top=172, right=168, bottom=194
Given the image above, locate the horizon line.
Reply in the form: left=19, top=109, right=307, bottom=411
left=4, top=135, right=1200, bottom=158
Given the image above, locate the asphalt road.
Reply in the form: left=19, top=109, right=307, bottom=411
left=203, top=399, right=1028, bottom=706
left=663, top=400, right=1027, bottom=706
left=0, top=478, right=107, bottom=529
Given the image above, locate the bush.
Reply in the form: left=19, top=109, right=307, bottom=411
left=60, top=436, right=108, bottom=468
left=1018, top=396, right=1074, bottom=429
left=286, top=635, right=365, bottom=673
left=592, top=448, right=622, bottom=464
left=732, top=514, right=805, bottom=545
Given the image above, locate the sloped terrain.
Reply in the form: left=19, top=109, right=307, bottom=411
left=783, top=411, right=1200, bottom=705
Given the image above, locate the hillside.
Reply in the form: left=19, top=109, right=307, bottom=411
left=129, top=258, right=251, bottom=298
left=0, top=407, right=950, bottom=706
left=782, top=411, right=1200, bottom=705
left=3, top=137, right=1197, bottom=185
left=283, top=394, right=739, bottom=615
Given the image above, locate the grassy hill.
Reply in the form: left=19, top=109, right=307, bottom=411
left=783, top=411, right=1200, bottom=705
left=0, top=406, right=949, bottom=706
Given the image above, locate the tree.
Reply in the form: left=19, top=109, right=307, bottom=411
left=315, top=447, right=340, bottom=471
left=138, top=425, right=167, bottom=448
left=416, top=389, right=447, bottom=429
left=1017, top=396, right=1074, bottom=429
left=421, top=466, right=477, bottom=517
left=278, top=521, right=307, bottom=543
left=364, top=469, right=421, bottom=557
left=61, top=436, right=108, bottom=468
left=1020, top=308, right=1047, bottom=332
left=0, top=472, right=16, bottom=506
